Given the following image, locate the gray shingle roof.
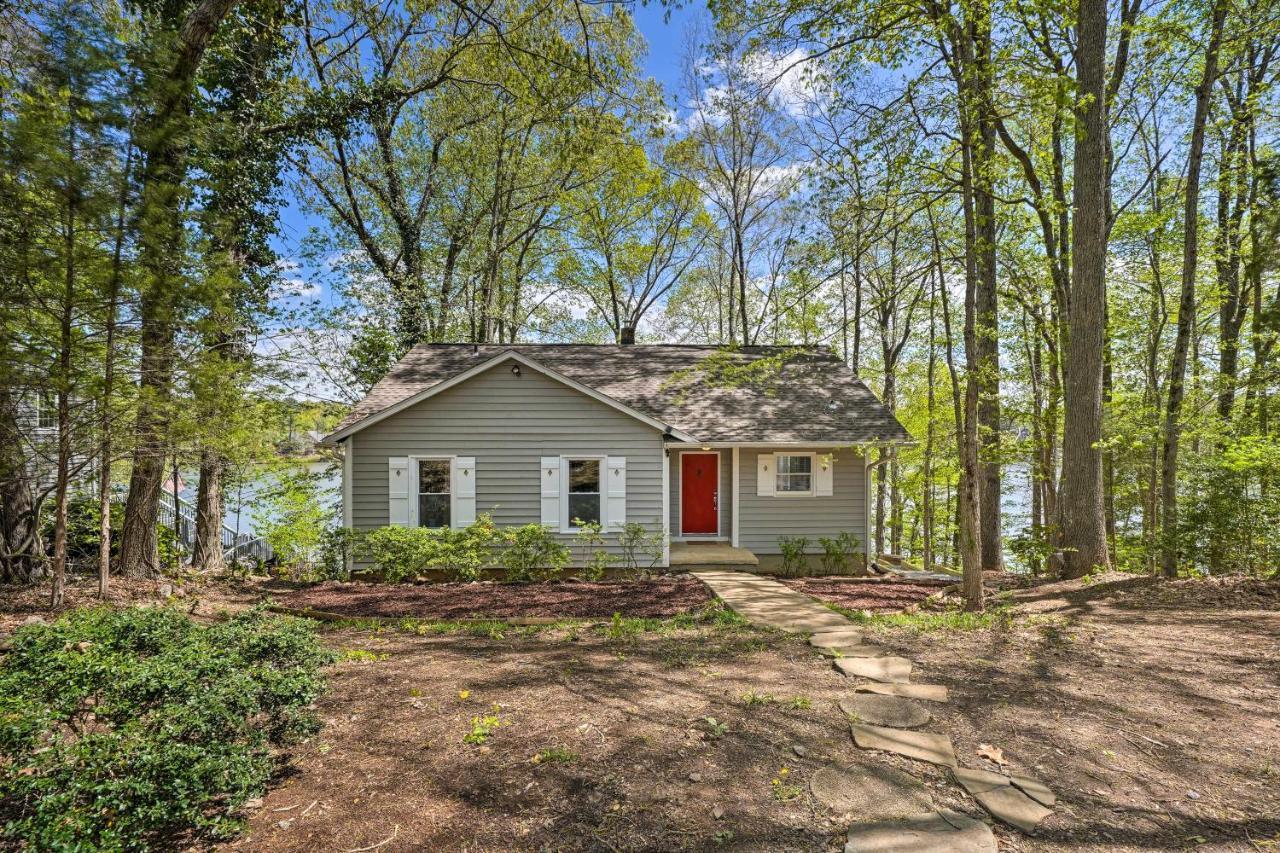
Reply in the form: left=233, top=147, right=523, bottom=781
left=327, top=344, right=911, bottom=444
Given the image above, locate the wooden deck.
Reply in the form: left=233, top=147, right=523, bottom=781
left=669, top=542, right=760, bottom=568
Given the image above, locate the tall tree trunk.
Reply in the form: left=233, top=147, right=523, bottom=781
left=973, top=21, right=1003, bottom=573
left=51, top=186, right=77, bottom=607
left=958, top=130, right=984, bottom=608
left=118, top=0, right=242, bottom=577
left=1160, top=0, right=1227, bottom=578
left=192, top=450, right=225, bottom=571
left=1059, top=0, right=1113, bottom=578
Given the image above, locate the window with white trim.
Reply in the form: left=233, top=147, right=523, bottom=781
left=416, top=459, right=451, bottom=528
left=35, top=392, right=57, bottom=431
left=775, top=454, right=813, bottom=494
left=566, top=458, right=602, bottom=527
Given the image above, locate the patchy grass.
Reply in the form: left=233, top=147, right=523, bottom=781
left=819, top=599, right=1012, bottom=633
left=530, top=746, right=577, bottom=765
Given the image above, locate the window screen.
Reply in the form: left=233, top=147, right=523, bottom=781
left=567, top=459, right=601, bottom=527
left=775, top=454, right=813, bottom=493
left=417, top=459, right=451, bottom=528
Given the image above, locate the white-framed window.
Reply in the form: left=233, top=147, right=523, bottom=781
left=775, top=453, right=814, bottom=495
left=564, top=457, right=602, bottom=529
left=35, top=392, right=57, bottom=432
left=415, top=458, right=452, bottom=528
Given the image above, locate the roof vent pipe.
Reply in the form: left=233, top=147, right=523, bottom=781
left=619, top=325, right=636, bottom=345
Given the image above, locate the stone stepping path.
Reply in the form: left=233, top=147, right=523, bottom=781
left=692, top=570, right=852, bottom=633
left=691, top=570, right=1054, bottom=844
left=954, top=767, right=1055, bottom=833
left=854, top=681, right=950, bottom=703
left=840, top=694, right=932, bottom=728
left=810, top=763, right=931, bottom=818
left=817, top=644, right=887, bottom=658
left=850, top=723, right=958, bottom=768
left=809, top=628, right=865, bottom=648
left=844, top=809, right=998, bottom=853
left=834, top=655, right=913, bottom=683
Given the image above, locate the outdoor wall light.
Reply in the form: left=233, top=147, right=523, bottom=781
left=511, top=364, right=521, bottom=376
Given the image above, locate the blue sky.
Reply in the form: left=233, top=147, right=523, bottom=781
left=269, top=2, right=708, bottom=306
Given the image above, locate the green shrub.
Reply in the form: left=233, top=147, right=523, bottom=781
left=817, top=531, right=861, bottom=575
left=318, top=526, right=358, bottom=581
left=618, top=521, right=665, bottom=578
left=252, top=468, right=333, bottom=579
left=42, top=494, right=124, bottom=565
left=778, top=535, right=810, bottom=577
left=572, top=520, right=615, bottom=581
left=499, top=523, right=571, bottom=582
left=0, top=606, right=334, bottom=850
left=359, top=515, right=497, bottom=582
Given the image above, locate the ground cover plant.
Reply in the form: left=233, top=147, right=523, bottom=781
left=275, top=574, right=716, bottom=620
left=0, top=606, right=333, bottom=850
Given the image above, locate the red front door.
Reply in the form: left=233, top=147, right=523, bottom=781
left=681, top=453, right=719, bottom=535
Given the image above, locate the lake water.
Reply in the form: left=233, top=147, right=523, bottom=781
left=177, top=460, right=341, bottom=538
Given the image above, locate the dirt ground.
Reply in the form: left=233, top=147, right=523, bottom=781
left=779, top=578, right=943, bottom=613
left=3, top=571, right=1278, bottom=851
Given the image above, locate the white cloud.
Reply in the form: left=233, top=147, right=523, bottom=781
left=271, top=276, right=321, bottom=300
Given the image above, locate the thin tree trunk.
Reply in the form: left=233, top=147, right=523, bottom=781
left=1160, top=0, right=1227, bottom=578
left=52, top=174, right=77, bottom=608
left=1059, top=0, right=1113, bottom=578
left=98, top=129, right=133, bottom=597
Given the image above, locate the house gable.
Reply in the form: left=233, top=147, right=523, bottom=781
left=347, top=357, right=667, bottom=540
left=325, top=350, right=696, bottom=444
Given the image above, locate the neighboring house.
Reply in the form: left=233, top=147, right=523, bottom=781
left=322, top=345, right=911, bottom=571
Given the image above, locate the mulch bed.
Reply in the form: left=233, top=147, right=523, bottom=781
left=780, top=577, right=941, bottom=612
left=275, top=575, right=714, bottom=620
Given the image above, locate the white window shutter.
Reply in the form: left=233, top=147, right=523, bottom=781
left=756, top=453, right=775, bottom=497
left=606, top=456, right=626, bottom=528
left=453, top=456, right=476, bottom=527
left=540, top=456, right=560, bottom=528
left=815, top=453, right=834, bottom=496
left=388, top=456, right=409, bottom=526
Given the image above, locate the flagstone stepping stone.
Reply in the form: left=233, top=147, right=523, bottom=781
left=839, top=694, right=932, bottom=728
left=854, top=681, right=950, bottom=703
left=1010, top=775, right=1056, bottom=808
left=850, top=723, right=958, bottom=768
left=834, top=656, right=913, bottom=683
left=844, top=809, right=997, bottom=853
left=810, top=629, right=865, bottom=648
left=810, top=763, right=931, bottom=817
left=954, top=766, right=1055, bottom=833
left=818, top=644, right=887, bottom=658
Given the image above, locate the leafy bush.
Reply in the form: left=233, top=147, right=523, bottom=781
left=617, top=521, right=665, bottom=578
left=0, top=606, right=334, bottom=850
left=572, top=520, right=615, bottom=581
left=252, top=468, right=333, bottom=579
left=360, top=515, right=498, bottom=582
left=778, top=536, right=810, bottom=577
left=318, top=526, right=358, bottom=581
left=817, top=531, right=861, bottom=575
left=499, top=523, right=570, bottom=582
left=42, top=494, right=122, bottom=565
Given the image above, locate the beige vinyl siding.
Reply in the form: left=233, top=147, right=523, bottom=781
left=348, top=358, right=665, bottom=558
left=737, top=447, right=867, bottom=554
left=668, top=449, right=731, bottom=539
